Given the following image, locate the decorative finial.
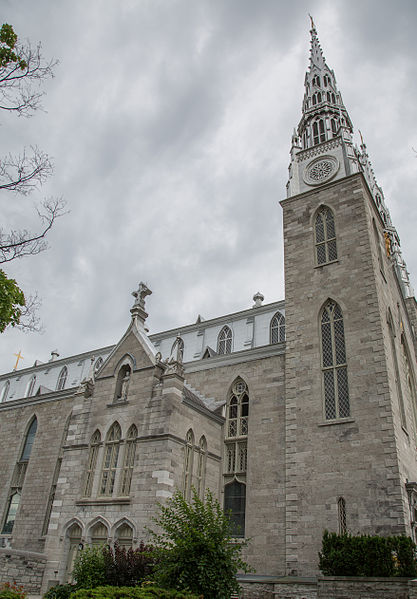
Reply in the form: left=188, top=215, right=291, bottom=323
left=132, top=282, right=152, bottom=310
left=358, top=129, right=365, bottom=147
left=309, top=14, right=316, bottom=30
left=252, top=291, right=264, bottom=308
left=131, top=282, right=152, bottom=327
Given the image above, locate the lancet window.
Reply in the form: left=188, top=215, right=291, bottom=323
left=99, top=423, right=121, bottom=496
left=270, top=312, right=285, bottom=343
left=26, top=375, right=37, bottom=398
left=338, top=497, right=347, bottom=534
left=183, top=429, right=194, bottom=500
left=57, top=366, right=68, bottom=391
left=196, top=436, right=207, bottom=499
left=64, top=523, right=82, bottom=583
left=1, top=417, right=37, bottom=534
left=312, top=119, right=326, bottom=145
left=84, top=430, right=101, bottom=497
left=321, top=301, right=350, bottom=420
left=120, top=425, right=137, bottom=496
left=224, top=378, right=249, bottom=537
left=90, top=521, right=108, bottom=545
left=315, top=206, right=337, bottom=265
left=218, top=325, right=232, bottom=355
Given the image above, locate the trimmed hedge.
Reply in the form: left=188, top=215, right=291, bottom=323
left=319, top=531, right=417, bottom=577
left=69, top=586, right=201, bottom=599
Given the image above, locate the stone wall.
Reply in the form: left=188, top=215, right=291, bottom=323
left=0, top=548, right=46, bottom=594
left=317, top=576, right=410, bottom=599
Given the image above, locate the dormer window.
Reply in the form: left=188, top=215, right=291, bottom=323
left=0, top=380, right=10, bottom=403
left=218, top=326, right=232, bottom=355
left=56, top=367, right=68, bottom=391
left=26, top=375, right=37, bottom=398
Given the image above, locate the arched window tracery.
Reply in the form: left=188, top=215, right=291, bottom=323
left=84, top=430, right=101, bottom=497
left=26, top=375, right=37, bottom=397
left=321, top=301, right=350, bottom=420
left=270, top=312, right=286, bottom=343
left=1, top=380, right=10, bottom=403
left=120, top=425, right=137, bottom=496
left=183, top=429, right=194, bottom=500
left=99, top=423, right=121, bottom=496
left=315, top=206, right=337, bottom=265
left=218, top=326, right=232, bottom=355
left=1, top=417, right=37, bottom=534
left=57, top=367, right=68, bottom=391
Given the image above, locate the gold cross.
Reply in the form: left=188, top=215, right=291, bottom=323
left=13, top=350, right=24, bottom=370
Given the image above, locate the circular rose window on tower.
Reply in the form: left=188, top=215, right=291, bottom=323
left=303, top=155, right=339, bottom=186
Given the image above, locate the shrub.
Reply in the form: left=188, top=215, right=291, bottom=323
left=43, top=583, right=77, bottom=599
left=148, top=488, right=252, bottom=599
left=70, top=585, right=201, bottom=599
left=102, top=542, right=156, bottom=586
left=73, top=545, right=107, bottom=589
left=0, top=582, right=26, bottom=599
left=319, top=530, right=417, bottom=577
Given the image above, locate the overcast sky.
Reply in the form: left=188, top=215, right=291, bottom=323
left=1, top=0, right=417, bottom=374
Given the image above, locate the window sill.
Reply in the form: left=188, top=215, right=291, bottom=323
left=318, top=417, right=355, bottom=427
left=106, top=400, right=129, bottom=408
left=314, top=259, right=339, bottom=269
left=76, top=497, right=131, bottom=506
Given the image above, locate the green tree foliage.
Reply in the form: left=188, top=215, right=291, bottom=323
left=72, top=546, right=108, bottom=589
left=149, top=489, right=251, bottom=599
left=0, top=269, right=25, bottom=332
left=70, top=585, right=201, bottom=599
left=0, top=23, right=63, bottom=332
left=319, top=530, right=417, bottom=577
left=0, top=24, right=27, bottom=69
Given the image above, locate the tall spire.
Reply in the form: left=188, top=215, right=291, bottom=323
left=286, top=19, right=360, bottom=198
left=286, top=19, right=413, bottom=298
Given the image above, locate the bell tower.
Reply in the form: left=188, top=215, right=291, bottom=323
left=281, top=20, right=417, bottom=576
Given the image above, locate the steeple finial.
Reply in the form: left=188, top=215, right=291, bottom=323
left=309, top=14, right=315, bottom=31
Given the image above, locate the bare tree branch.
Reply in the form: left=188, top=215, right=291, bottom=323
left=0, top=197, right=67, bottom=263
left=16, top=292, right=43, bottom=332
left=0, top=40, right=58, bottom=116
left=0, top=146, right=53, bottom=194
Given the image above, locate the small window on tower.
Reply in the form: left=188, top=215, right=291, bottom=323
left=315, top=206, right=337, bottom=266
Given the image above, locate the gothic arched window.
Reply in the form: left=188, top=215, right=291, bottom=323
left=90, top=521, right=108, bottom=545
left=183, top=429, right=194, bottom=500
left=1, top=380, right=10, bottom=403
left=115, top=522, right=134, bottom=548
left=338, top=497, right=347, bottom=534
left=99, top=423, right=121, bottom=496
left=120, top=424, right=137, bottom=496
left=196, top=436, right=207, bottom=499
left=321, top=301, right=350, bottom=420
left=64, top=522, right=82, bottom=582
left=218, top=326, right=232, bottom=355
left=1, top=417, right=37, bottom=534
left=315, top=206, right=337, bottom=265
left=57, top=367, right=68, bottom=391
left=224, top=480, right=246, bottom=538
left=114, top=364, right=131, bottom=402
left=84, top=430, right=101, bottom=497
left=26, top=375, right=36, bottom=398
left=270, top=312, right=285, bottom=343
left=171, top=337, right=184, bottom=362
left=225, top=379, right=249, bottom=474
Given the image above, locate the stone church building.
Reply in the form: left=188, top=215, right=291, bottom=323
left=1, top=23, right=417, bottom=593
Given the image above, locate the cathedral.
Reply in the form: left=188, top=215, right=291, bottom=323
left=1, top=22, right=417, bottom=595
